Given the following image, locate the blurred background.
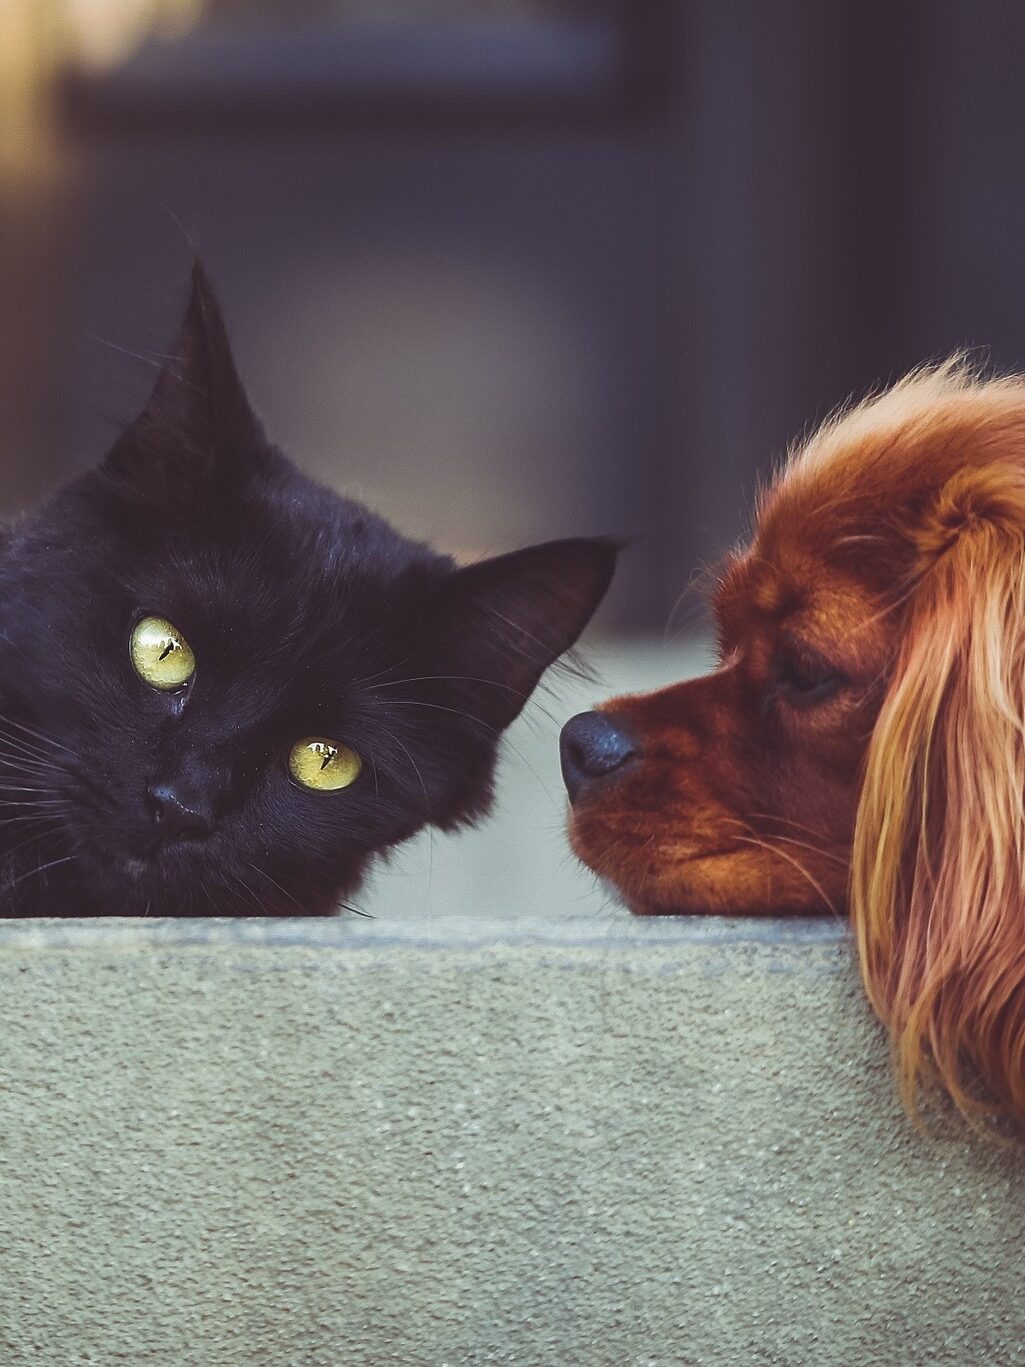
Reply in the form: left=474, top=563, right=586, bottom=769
left=3, top=0, right=1025, bottom=913
left=4, top=1, right=1025, bottom=628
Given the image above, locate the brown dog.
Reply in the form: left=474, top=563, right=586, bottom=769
left=562, top=359, right=1025, bottom=1125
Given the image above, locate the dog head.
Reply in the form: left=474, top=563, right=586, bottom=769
left=563, top=359, right=1025, bottom=1122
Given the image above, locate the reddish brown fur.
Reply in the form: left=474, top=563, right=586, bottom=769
left=569, top=359, right=1025, bottom=1124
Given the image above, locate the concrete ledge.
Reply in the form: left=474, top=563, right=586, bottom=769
left=1, top=917, right=1022, bottom=1365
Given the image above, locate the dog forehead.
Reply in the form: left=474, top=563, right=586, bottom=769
left=717, top=537, right=886, bottom=663
left=718, top=528, right=827, bottom=618
left=714, top=552, right=787, bottom=626
left=754, top=518, right=838, bottom=594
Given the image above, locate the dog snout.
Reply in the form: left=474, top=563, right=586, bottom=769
left=560, top=711, right=637, bottom=801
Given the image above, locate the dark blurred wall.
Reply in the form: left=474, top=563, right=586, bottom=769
left=6, top=1, right=1025, bottom=630
left=659, top=0, right=1025, bottom=623
left=49, top=130, right=664, bottom=627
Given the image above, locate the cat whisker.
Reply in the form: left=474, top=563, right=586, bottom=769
left=3, top=853, right=75, bottom=896
left=0, top=810, right=67, bottom=824
left=337, top=901, right=373, bottom=919
left=0, top=715, right=76, bottom=758
left=286, top=867, right=374, bottom=918
left=85, top=332, right=167, bottom=372
left=208, top=870, right=244, bottom=917
left=378, top=697, right=501, bottom=735
left=390, top=734, right=430, bottom=817
left=263, top=863, right=372, bottom=918
left=381, top=699, right=559, bottom=809
left=3, top=809, right=68, bottom=822
left=370, top=673, right=564, bottom=732
left=2, top=826, right=60, bottom=867
left=0, top=784, right=64, bottom=798
left=0, top=771, right=63, bottom=791
left=201, top=882, right=224, bottom=917
left=245, top=861, right=307, bottom=915
left=0, top=738, right=62, bottom=770
left=483, top=606, right=554, bottom=664
left=0, top=732, right=61, bottom=758
left=232, top=868, right=272, bottom=917
left=349, top=648, right=424, bottom=692
left=372, top=673, right=524, bottom=694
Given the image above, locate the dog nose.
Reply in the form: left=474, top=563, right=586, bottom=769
left=560, top=711, right=637, bottom=801
left=147, top=784, right=213, bottom=844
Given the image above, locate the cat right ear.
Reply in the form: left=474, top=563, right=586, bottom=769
left=425, top=537, right=618, bottom=732
left=99, top=260, right=264, bottom=501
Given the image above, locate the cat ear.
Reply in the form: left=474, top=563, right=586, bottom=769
left=428, top=538, right=618, bottom=731
left=101, top=259, right=263, bottom=496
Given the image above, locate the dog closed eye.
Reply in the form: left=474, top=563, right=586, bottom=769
left=768, top=644, right=846, bottom=710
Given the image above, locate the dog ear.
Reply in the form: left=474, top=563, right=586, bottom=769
left=851, top=466, right=1025, bottom=1123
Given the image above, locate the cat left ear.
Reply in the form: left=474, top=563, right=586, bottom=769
left=428, top=538, right=618, bottom=731
left=102, top=259, right=263, bottom=492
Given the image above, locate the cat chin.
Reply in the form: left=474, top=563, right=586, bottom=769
left=120, top=856, right=151, bottom=883
left=84, top=842, right=201, bottom=900
left=85, top=842, right=353, bottom=917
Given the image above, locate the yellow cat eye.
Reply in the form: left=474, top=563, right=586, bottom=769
left=130, top=616, right=196, bottom=691
left=289, top=738, right=362, bottom=793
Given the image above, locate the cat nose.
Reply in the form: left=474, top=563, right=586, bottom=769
left=147, top=784, right=214, bottom=843
left=560, top=711, right=637, bottom=802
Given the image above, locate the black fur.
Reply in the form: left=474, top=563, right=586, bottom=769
left=0, top=263, right=615, bottom=917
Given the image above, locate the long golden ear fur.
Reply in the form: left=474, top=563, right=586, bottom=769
left=852, top=465, right=1025, bottom=1124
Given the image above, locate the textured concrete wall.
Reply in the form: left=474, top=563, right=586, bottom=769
left=1, top=917, right=1023, bottom=1366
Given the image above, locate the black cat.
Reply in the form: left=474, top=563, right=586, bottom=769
left=0, top=263, right=615, bottom=917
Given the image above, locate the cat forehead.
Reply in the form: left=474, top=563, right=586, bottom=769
left=35, top=425, right=452, bottom=667
left=149, top=535, right=433, bottom=642
left=92, top=452, right=448, bottom=599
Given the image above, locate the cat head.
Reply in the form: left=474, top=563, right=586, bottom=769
left=0, top=262, right=616, bottom=916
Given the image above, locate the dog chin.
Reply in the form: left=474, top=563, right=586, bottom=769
left=592, top=848, right=808, bottom=917
left=592, top=856, right=737, bottom=917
